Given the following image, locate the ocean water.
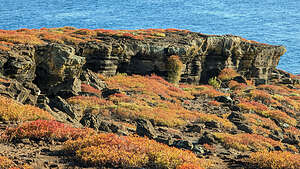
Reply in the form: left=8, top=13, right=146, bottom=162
left=0, top=0, right=299, bottom=74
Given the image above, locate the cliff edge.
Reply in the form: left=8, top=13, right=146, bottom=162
left=0, top=28, right=287, bottom=87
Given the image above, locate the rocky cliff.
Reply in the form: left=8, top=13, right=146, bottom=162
left=0, top=28, right=287, bottom=89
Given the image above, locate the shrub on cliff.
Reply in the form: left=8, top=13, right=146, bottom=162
left=166, top=55, right=183, bottom=84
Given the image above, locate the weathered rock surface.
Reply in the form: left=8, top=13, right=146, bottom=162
left=0, top=31, right=286, bottom=87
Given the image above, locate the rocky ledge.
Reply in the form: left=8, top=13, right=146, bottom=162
left=0, top=28, right=299, bottom=169
left=0, top=27, right=290, bottom=88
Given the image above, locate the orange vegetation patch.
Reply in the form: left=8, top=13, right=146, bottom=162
left=0, top=77, right=10, bottom=83
left=207, top=100, right=221, bottom=107
left=0, top=156, right=33, bottom=169
left=244, top=113, right=281, bottom=134
left=261, top=110, right=297, bottom=126
left=218, top=68, right=240, bottom=81
left=249, top=89, right=274, bottom=105
left=213, top=133, right=284, bottom=151
left=105, top=74, right=193, bottom=101
left=81, top=83, right=102, bottom=95
left=63, top=133, right=211, bottom=169
left=68, top=95, right=200, bottom=127
left=0, top=156, right=14, bottom=168
left=228, top=80, right=249, bottom=91
left=66, top=96, right=113, bottom=116
left=0, top=27, right=189, bottom=48
left=237, top=99, right=269, bottom=113
left=0, top=96, right=54, bottom=122
left=1, top=120, right=94, bottom=142
left=0, top=29, right=45, bottom=45
left=68, top=74, right=202, bottom=127
left=248, top=151, right=300, bottom=169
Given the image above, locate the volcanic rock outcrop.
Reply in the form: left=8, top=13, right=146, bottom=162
left=0, top=29, right=287, bottom=88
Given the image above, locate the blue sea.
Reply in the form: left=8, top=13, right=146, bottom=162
left=0, top=0, right=299, bottom=74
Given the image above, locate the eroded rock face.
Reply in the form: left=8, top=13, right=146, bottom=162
left=77, top=32, right=285, bottom=84
left=0, top=31, right=286, bottom=86
left=34, top=44, right=86, bottom=91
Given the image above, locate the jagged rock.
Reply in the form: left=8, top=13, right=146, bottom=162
left=232, top=76, right=247, bottom=84
left=173, top=140, right=194, bottom=150
left=186, top=124, right=204, bottom=133
left=0, top=77, right=39, bottom=105
left=34, top=44, right=85, bottom=91
left=98, top=120, right=119, bottom=133
left=198, top=132, right=217, bottom=144
left=205, top=121, right=220, bottom=129
left=193, top=144, right=206, bottom=154
left=80, top=113, right=101, bottom=129
left=236, top=123, right=253, bottom=134
left=155, top=136, right=174, bottom=146
left=49, top=96, right=75, bottom=119
left=136, top=119, right=157, bottom=139
left=227, top=112, right=246, bottom=122
left=2, top=46, right=36, bottom=83
left=102, top=88, right=121, bottom=98
left=48, top=78, right=81, bottom=98
left=282, top=135, right=299, bottom=145
left=227, top=112, right=253, bottom=133
left=80, top=70, right=107, bottom=89
left=228, top=105, right=241, bottom=111
left=0, top=31, right=286, bottom=85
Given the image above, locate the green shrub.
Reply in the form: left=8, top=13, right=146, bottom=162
left=166, top=55, right=183, bottom=84
left=208, top=77, right=221, bottom=89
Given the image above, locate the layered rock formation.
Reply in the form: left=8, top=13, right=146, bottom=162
left=0, top=29, right=287, bottom=89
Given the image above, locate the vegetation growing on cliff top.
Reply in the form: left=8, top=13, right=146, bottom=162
left=0, top=27, right=191, bottom=50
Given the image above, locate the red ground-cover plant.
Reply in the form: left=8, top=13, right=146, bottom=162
left=63, top=133, right=211, bottom=168
left=248, top=151, right=300, bottom=169
left=1, top=120, right=94, bottom=141
left=0, top=96, right=54, bottom=122
left=81, top=83, right=101, bottom=94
